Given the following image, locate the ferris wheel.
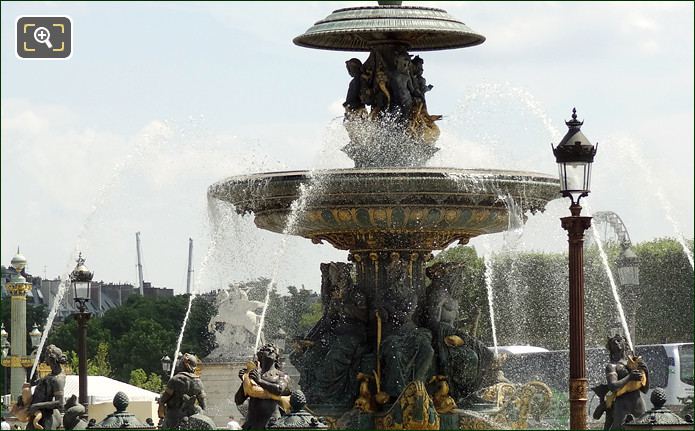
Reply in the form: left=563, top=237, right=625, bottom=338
left=587, top=211, right=633, bottom=250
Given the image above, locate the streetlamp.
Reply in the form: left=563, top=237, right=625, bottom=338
left=71, top=252, right=93, bottom=410
left=160, top=355, right=172, bottom=380
left=29, top=323, right=42, bottom=353
left=552, top=108, right=598, bottom=430
left=617, top=246, right=640, bottom=341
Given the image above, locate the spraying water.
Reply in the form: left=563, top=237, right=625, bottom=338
left=170, top=292, right=196, bottom=380
left=484, top=257, right=499, bottom=356
left=253, top=176, right=325, bottom=352
left=170, top=198, right=239, bottom=379
left=29, top=275, right=70, bottom=379
left=616, top=138, right=694, bottom=269
left=589, top=222, right=634, bottom=351
left=29, top=124, right=173, bottom=377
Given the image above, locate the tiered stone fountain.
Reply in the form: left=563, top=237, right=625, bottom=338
left=209, top=2, right=560, bottom=429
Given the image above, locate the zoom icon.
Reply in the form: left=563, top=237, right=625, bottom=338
left=17, top=16, right=72, bottom=59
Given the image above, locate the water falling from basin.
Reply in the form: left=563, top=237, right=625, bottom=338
left=614, top=137, right=694, bottom=270
left=484, top=257, right=499, bottom=357
left=588, top=220, right=634, bottom=351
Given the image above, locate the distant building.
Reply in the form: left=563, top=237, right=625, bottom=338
left=2, top=265, right=174, bottom=321
left=142, top=281, right=174, bottom=298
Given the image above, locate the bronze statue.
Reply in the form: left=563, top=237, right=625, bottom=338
left=158, top=353, right=211, bottom=429
left=235, top=343, right=291, bottom=429
left=292, top=263, right=370, bottom=406
left=593, top=334, right=649, bottom=429
left=62, top=395, right=88, bottom=430
left=424, top=262, right=493, bottom=403
left=267, top=390, right=327, bottom=429
left=344, top=58, right=366, bottom=113
left=13, top=344, right=66, bottom=430
left=408, top=55, right=441, bottom=145
left=378, top=257, right=434, bottom=400
left=411, top=56, right=433, bottom=101
left=390, top=51, right=415, bottom=119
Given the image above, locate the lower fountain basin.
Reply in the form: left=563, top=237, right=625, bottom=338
left=208, top=168, right=560, bottom=250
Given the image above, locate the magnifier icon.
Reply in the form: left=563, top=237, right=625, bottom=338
left=33, top=26, right=53, bottom=49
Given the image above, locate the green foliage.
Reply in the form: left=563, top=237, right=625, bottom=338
left=66, top=350, right=79, bottom=372
left=299, top=302, right=323, bottom=336
left=87, top=342, right=112, bottom=376
left=110, top=318, right=176, bottom=381
left=48, top=318, right=112, bottom=362
left=284, top=285, right=320, bottom=340
left=47, top=293, right=218, bottom=382
left=490, top=250, right=569, bottom=349
left=633, top=238, right=694, bottom=344
left=128, top=368, right=163, bottom=393
left=434, top=238, right=693, bottom=350
left=240, top=279, right=320, bottom=342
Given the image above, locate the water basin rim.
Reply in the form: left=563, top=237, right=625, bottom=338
left=210, top=168, right=558, bottom=185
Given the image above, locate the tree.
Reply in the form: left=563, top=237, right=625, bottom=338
left=633, top=238, right=693, bottom=344
left=283, top=285, right=320, bottom=341
left=110, top=318, right=176, bottom=381
left=47, top=317, right=112, bottom=363
left=480, top=237, right=693, bottom=350
left=87, top=342, right=112, bottom=377
left=128, top=368, right=163, bottom=393
left=66, top=350, right=79, bottom=373
left=298, top=302, right=323, bottom=337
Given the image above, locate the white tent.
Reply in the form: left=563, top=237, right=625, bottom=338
left=63, top=375, right=158, bottom=404
left=62, top=375, right=159, bottom=423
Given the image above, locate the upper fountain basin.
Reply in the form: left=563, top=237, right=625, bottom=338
left=293, top=5, right=485, bottom=52
left=208, top=168, right=560, bottom=251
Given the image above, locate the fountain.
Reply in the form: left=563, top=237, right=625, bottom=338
left=208, top=2, right=560, bottom=429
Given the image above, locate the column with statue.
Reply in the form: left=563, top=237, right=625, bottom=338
left=4, top=250, right=33, bottom=401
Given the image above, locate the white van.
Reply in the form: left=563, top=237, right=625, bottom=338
left=653, top=343, right=693, bottom=408
left=494, top=345, right=550, bottom=355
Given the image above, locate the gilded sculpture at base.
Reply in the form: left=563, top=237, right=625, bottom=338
left=592, top=334, right=649, bottom=430
left=354, top=372, right=377, bottom=413
left=235, top=343, right=291, bottom=429
left=374, top=381, right=440, bottom=430
left=428, top=376, right=456, bottom=414
left=478, top=381, right=553, bottom=429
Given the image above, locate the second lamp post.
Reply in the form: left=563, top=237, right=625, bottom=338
left=552, top=108, right=598, bottom=430
left=71, top=253, right=93, bottom=411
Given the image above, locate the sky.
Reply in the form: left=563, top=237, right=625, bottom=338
left=1, top=1, right=693, bottom=295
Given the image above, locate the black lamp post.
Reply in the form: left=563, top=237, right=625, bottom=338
left=552, top=108, right=598, bottom=430
left=617, top=246, right=640, bottom=341
left=71, top=252, right=93, bottom=411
